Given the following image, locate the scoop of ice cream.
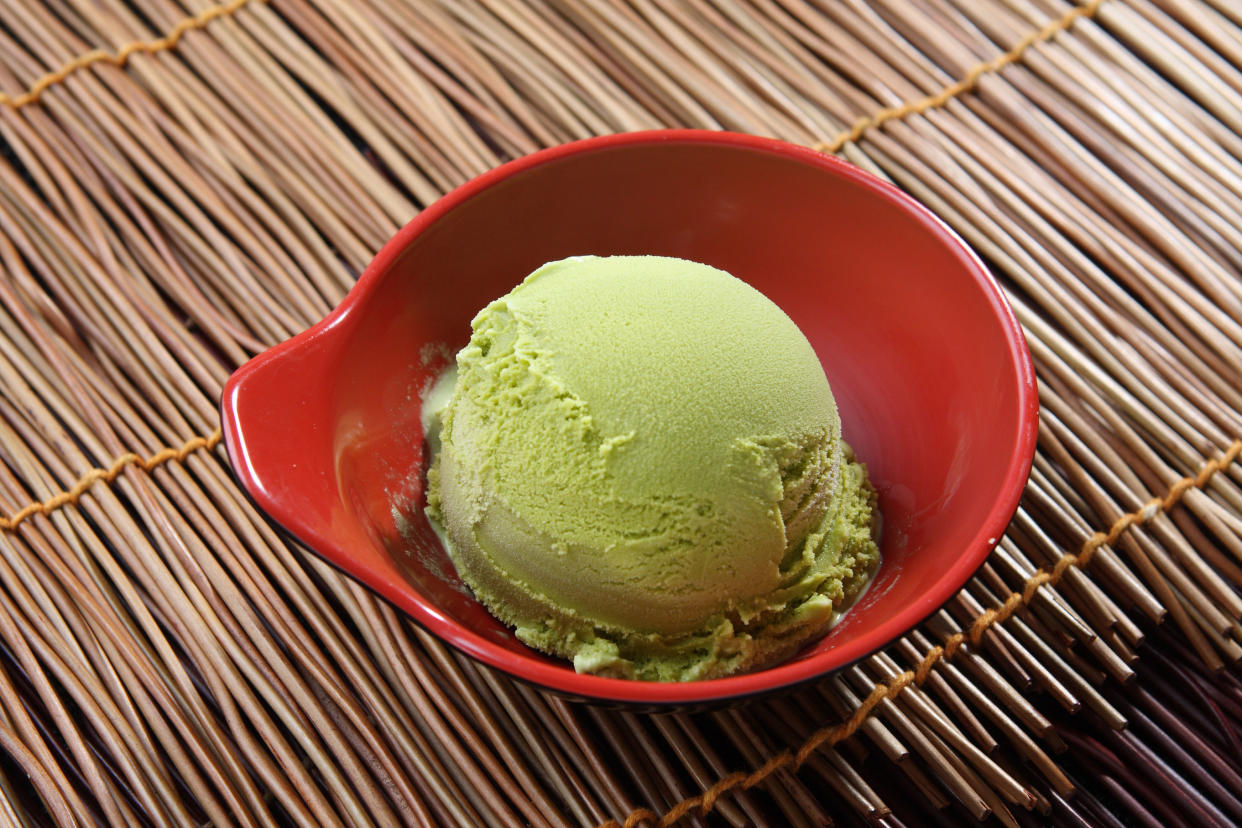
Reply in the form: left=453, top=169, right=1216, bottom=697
left=426, top=255, right=878, bottom=681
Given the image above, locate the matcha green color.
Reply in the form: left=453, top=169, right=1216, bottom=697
left=425, top=255, right=879, bottom=681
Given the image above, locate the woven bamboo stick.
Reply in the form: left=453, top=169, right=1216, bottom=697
left=0, top=0, right=1241, bottom=825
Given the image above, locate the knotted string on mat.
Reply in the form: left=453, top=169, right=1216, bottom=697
left=0, top=0, right=266, bottom=109
left=0, top=430, right=222, bottom=531
left=3, top=0, right=1102, bottom=130
left=814, top=0, right=1105, bottom=153
left=599, top=439, right=1242, bottom=828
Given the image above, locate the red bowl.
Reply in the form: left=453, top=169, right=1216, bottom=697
left=221, top=130, right=1037, bottom=706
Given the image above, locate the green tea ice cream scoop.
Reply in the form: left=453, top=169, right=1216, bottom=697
left=426, top=255, right=879, bottom=681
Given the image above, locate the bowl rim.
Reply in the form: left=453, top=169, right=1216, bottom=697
left=221, top=129, right=1039, bottom=706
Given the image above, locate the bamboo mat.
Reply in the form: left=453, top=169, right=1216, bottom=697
left=1, top=0, right=1242, bottom=824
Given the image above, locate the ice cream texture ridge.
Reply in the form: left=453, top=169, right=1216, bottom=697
left=424, top=255, right=880, bottom=682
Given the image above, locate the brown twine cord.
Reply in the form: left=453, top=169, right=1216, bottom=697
left=812, top=0, right=1106, bottom=154
left=0, top=430, right=222, bottom=531
left=0, top=0, right=1103, bottom=132
left=598, top=438, right=1242, bottom=828
left=0, top=0, right=267, bottom=109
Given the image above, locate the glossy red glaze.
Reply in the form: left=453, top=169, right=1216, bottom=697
left=221, top=130, right=1038, bottom=706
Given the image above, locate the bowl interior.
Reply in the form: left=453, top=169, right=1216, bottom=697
left=227, top=133, right=1035, bottom=704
